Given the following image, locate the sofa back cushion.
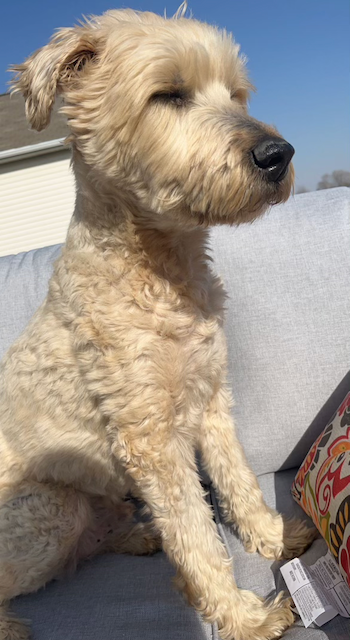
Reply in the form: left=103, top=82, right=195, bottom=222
left=210, top=187, right=350, bottom=475
left=1, top=188, right=349, bottom=476
left=0, top=244, right=61, bottom=360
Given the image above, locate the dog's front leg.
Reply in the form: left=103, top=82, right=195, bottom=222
left=199, top=386, right=317, bottom=561
left=111, top=417, right=293, bottom=640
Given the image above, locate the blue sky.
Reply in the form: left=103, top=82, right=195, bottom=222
left=1, top=0, right=349, bottom=190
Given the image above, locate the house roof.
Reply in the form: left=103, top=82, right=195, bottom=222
left=0, top=92, right=69, bottom=153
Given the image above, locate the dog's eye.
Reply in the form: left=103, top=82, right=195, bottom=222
left=151, top=91, right=187, bottom=107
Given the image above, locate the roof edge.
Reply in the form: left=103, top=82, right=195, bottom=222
left=0, top=138, right=68, bottom=165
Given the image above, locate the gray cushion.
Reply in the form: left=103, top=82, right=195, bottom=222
left=13, top=469, right=349, bottom=639
left=2, top=188, right=350, bottom=638
left=0, top=244, right=61, bottom=360
left=0, top=187, right=350, bottom=473
left=1, top=190, right=349, bottom=474
left=210, top=187, right=350, bottom=475
left=13, top=553, right=211, bottom=640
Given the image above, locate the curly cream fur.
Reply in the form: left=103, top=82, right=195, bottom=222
left=2, top=8, right=316, bottom=639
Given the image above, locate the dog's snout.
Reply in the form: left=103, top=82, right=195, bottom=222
left=252, top=138, right=295, bottom=182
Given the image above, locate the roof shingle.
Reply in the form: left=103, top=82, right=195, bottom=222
left=0, top=92, right=69, bottom=153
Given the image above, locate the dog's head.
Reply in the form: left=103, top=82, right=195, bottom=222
left=11, top=8, right=294, bottom=228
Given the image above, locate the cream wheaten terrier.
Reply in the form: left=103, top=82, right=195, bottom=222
left=1, top=6, right=316, bottom=640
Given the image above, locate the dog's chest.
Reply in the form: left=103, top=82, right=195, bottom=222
left=182, top=316, right=227, bottom=395
left=145, top=274, right=227, bottom=403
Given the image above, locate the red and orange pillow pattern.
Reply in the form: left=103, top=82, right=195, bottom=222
left=292, top=390, right=350, bottom=587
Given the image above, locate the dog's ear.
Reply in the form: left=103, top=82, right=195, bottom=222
left=10, top=27, right=98, bottom=131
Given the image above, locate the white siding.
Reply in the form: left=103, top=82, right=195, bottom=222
left=0, top=150, right=75, bottom=257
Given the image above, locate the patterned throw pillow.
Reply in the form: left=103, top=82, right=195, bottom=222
left=292, top=389, right=350, bottom=587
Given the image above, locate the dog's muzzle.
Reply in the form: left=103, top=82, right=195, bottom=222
left=252, top=137, right=295, bottom=182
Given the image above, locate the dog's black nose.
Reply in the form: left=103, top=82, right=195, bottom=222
left=252, top=138, right=295, bottom=182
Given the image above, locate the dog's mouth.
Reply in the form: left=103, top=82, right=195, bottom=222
left=236, top=162, right=294, bottom=223
left=186, top=159, right=294, bottom=228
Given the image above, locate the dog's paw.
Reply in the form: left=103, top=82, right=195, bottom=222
left=280, top=516, right=318, bottom=560
left=242, top=511, right=318, bottom=560
left=126, top=522, right=162, bottom=556
left=0, top=608, right=31, bottom=640
left=218, top=590, right=294, bottom=640
left=248, top=593, right=294, bottom=640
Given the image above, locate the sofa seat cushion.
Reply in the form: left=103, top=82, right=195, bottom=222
left=12, top=468, right=350, bottom=639
left=12, top=550, right=212, bottom=640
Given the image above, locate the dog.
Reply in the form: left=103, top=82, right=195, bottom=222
left=0, top=6, right=316, bottom=639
